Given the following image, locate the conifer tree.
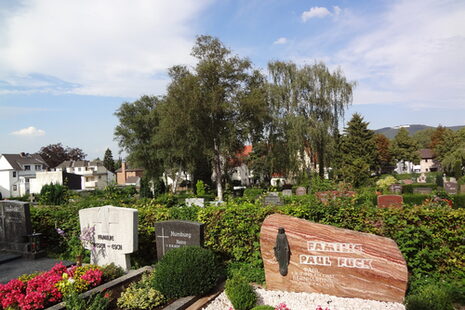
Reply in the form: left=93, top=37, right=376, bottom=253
left=103, top=148, right=115, bottom=173
left=336, top=113, right=376, bottom=187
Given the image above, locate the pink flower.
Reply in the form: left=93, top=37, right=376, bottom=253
left=275, top=303, right=291, bottom=310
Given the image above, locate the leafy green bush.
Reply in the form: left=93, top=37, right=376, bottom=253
left=101, top=263, right=125, bottom=282
left=406, top=283, right=454, bottom=310
left=225, top=277, right=257, bottom=310
left=243, top=188, right=264, bottom=200
left=39, top=183, right=69, bottom=205
left=196, top=180, right=206, bottom=195
left=402, top=194, right=429, bottom=206
left=152, top=246, right=223, bottom=299
left=227, top=261, right=265, bottom=284
left=63, top=291, right=110, bottom=310
left=251, top=306, right=275, bottom=310
left=117, top=272, right=165, bottom=310
left=452, top=194, right=465, bottom=209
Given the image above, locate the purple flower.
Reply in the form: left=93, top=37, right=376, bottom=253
left=56, top=228, right=65, bottom=237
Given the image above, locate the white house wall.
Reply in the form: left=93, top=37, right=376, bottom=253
left=0, top=156, right=14, bottom=198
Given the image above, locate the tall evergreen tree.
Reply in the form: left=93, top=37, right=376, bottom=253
left=103, top=148, right=115, bottom=172
left=335, top=113, right=376, bottom=187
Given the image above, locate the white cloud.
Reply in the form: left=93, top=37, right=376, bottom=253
left=0, top=0, right=212, bottom=97
left=333, top=0, right=465, bottom=109
left=273, top=37, right=288, bottom=45
left=11, top=126, right=46, bottom=137
left=333, top=6, right=342, bottom=16
left=301, top=7, right=331, bottom=22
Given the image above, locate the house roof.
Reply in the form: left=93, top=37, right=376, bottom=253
left=1, top=153, right=48, bottom=171
left=229, top=145, right=253, bottom=167
left=56, top=160, right=103, bottom=169
left=419, top=148, right=435, bottom=159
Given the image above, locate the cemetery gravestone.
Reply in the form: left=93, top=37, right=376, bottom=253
left=263, top=192, right=283, bottom=206
left=260, top=214, right=408, bottom=303
left=402, top=179, right=413, bottom=185
left=0, top=200, right=32, bottom=255
left=389, top=184, right=402, bottom=194
left=185, top=198, right=205, bottom=207
left=282, top=189, right=292, bottom=196
left=154, top=220, right=204, bottom=260
left=413, top=187, right=432, bottom=194
left=417, top=173, right=427, bottom=183
left=444, top=182, right=458, bottom=195
left=295, top=187, right=307, bottom=196
left=377, top=195, right=403, bottom=209
left=79, top=205, right=138, bottom=271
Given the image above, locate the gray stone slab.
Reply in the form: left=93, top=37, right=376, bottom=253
left=0, top=200, right=32, bottom=254
left=263, top=193, right=283, bottom=206
left=0, top=256, right=73, bottom=284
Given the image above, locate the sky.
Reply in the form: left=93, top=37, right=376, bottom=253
left=1, top=0, right=464, bottom=159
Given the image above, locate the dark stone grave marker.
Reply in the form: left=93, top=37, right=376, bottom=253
left=295, top=187, right=307, bottom=196
left=377, top=195, right=403, bottom=209
left=154, top=220, right=204, bottom=260
left=444, top=182, right=458, bottom=195
left=0, top=201, right=32, bottom=255
left=263, top=192, right=283, bottom=206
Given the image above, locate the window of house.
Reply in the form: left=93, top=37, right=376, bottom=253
left=98, top=176, right=101, bottom=179
left=35, top=165, right=41, bottom=170
left=24, top=165, right=30, bottom=171
left=13, top=185, right=17, bottom=191
left=12, top=171, right=16, bottom=177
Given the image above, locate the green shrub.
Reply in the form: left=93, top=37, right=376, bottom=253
left=225, top=277, right=257, bottom=310
left=452, top=194, right=465, bottom=209
left=251, top=306, right=275, bottom=310
left=243, top=188, right=264, bottom=200
left=101, top=263, right=125, bottom=282
left=152, top=246, right=223, bottom=299
left=196, top=180, right=206, bottom=196
left=39, top=183, right=69, bottom=205
left=227, top=261, right=265, bottom=284
left=402, top=183, right=437, bottom=194
left=406, top=281, right=454, bottom=310
left=63, top=291, right=110, bottom=310
left=402, top=194, right=429, bottom=206
left=117, top=272, right=165, bottom=310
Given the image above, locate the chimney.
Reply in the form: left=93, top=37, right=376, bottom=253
left=122, top=161, right=126, bottom=183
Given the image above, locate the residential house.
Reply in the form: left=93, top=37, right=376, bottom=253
left=230, top=145, right=254, bottom=186
left=0, top=153, right=48, bottom=198
left=394, top=148, right=438, bottom=174
left=53, top=160, right=115, bottom=190
left=116, top=162, right=144, bottom=186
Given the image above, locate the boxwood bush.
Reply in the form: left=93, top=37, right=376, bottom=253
left=225, top=277, right=257, bottom=310
left=152, top=246, right=224, bottom=299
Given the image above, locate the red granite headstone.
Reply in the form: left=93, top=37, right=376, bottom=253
left=260, top=214, right=408, bottom=303
left=377, top=195, right=403, bottom=209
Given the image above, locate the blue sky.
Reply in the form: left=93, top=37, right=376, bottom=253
left=1, top=0, right=464, bottom=159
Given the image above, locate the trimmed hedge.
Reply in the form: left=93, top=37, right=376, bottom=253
left=30, top=195, right=465, bottom=280
left=452, top=194, right=465, bottom=209
left=402, top=183, right=437, bottom=194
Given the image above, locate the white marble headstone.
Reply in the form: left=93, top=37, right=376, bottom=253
left=185, top=198, right=205, bottom=207
left=79, top=205, right=138, bottom=271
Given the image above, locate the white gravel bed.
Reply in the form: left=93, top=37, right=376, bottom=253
left=203, top=287, right=405, bottom=310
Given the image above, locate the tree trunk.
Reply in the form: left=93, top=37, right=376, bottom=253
left=213, top=140, right=223, bottom=201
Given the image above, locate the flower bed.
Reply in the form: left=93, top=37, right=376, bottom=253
left=0, top=263, right=118, bottom=310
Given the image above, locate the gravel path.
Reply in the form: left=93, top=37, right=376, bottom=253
left=203, top=287, right=406, bottom=310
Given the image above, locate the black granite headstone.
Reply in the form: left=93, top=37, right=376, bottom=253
left=154, top=220, right=204, bottom=260
left=0, top=201, right=32, bottom=254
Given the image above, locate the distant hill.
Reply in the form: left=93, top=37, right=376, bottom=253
left=375, top=124, right=465, bottom=139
